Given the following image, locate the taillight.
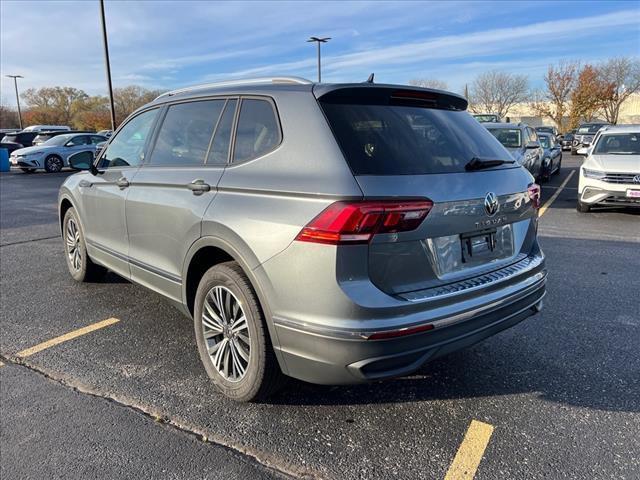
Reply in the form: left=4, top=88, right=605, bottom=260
left=295, top=199, right=433, bottom=245
left=528, top=183, right=541, bottom=210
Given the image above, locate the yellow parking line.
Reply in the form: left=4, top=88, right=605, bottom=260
left=16, top=317, right=120, bottom=358
left=539, top=170, right=575, bottom=217
left=444, top=420, right=494, bottom=480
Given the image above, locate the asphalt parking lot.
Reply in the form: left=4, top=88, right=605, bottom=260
left=1, top=156, right=639, bottom=480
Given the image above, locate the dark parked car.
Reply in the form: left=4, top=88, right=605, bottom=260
left=0, top=131, right=39, bottom=148
left=0, top=142, right=23, bottom=155
left=535, top=126, right=558, bottom=137
left=485, top=122, right=545, bottom=181
left=572, top=123, right=610, bottom=154
left=32, top=130, right=95, bottom=146
left=561, top=130, right=575, bottom=151
left=537, top=133, right=562, bottom=180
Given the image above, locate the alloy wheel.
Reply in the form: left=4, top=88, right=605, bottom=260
left=201, top=286, right=251, bottom=382
left=66, top=217, right=82, bottom=271
left=47, top=156, right=63, bottom=172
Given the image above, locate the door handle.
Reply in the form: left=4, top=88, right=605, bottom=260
left=188, top=179, right=211, bottom=195
left=117, top=177, right=129, bottom=190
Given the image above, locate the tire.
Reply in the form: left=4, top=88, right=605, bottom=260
left=194, top=261, right=285, bottom=402
left=45, top=155, right=63, bottom=173
left=63, top=207, right=107, bottom=282
left=571, top=148, right=577, bottom=155
left=20, top=168, right=35, bottom=173
left=576, top=201, right=591, bottom=213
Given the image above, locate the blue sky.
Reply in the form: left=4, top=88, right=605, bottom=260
left=1, top=0, right=638, bottom=106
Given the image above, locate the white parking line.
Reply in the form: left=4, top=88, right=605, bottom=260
left=539, top=170, right=575, bottom=217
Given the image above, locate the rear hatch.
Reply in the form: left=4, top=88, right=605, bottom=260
left=316, top=85, right=540, bottom=296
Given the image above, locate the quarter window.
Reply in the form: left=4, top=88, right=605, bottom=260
left=149, top=100, right=225, bottom=166
left=99, top=109, right=158, bottom=169
left=233, top=99, right=280, bottom=163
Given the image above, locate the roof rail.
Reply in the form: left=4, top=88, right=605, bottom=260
left=155, top=76, right=313, bottom=100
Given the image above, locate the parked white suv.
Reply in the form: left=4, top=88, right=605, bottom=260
left=577, top=125, right=640, bottom=212
left=22, top=125, right=71, bottom=132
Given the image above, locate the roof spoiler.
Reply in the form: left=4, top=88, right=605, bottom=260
left=313, top=83, right=468, bottom=111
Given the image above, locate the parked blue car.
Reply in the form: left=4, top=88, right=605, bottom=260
left=537, top=132, right=562, bottom=180
left=10, top=133, right=107, bottom=173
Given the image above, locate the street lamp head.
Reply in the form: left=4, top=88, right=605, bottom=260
left=6, top=75, right=24, bottom=79
left=307, top=36, right=331, bottom=43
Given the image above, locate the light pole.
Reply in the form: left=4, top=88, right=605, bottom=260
left=5, top=75, right=24, bottom=130
left=307, top=36, right=330, bottom=83
left=99, top=0, right=117, bottom=130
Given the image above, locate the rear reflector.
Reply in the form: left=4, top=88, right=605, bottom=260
left=367, top=323, right=434, bottom=340
left=295, top=199, right=433, bottom=245
left=528, top=183, right=541, bottom=209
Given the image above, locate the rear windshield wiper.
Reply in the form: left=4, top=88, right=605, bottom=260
left=465, top=157, right=516, bottom=171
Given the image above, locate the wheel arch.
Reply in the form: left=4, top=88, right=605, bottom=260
left=182, top=236, right=286, bottom=372
left=182, top=236, right=267, bottom=319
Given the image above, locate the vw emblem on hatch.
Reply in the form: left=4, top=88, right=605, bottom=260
left=484, top=192, right=499, bottom=217
left=633, top=175, right=640, bottom=184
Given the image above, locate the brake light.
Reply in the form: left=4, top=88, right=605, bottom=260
left=528, top=183, right=541, bottom=209
left=296, top=199, right=433, bottom=245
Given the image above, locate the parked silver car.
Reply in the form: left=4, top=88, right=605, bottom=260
left=10, top=133, right=107, bottom=173
left=59, top=77, right=546, bottom=401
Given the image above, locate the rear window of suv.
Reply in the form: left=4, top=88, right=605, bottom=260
left=320, top=98, right=513, bottom=175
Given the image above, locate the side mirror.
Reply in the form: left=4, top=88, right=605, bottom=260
left=526, top=141, right=540, bottom=149
left=68, top=150, right=94, bottom=171
left=576, top=147, right=588, bottom=155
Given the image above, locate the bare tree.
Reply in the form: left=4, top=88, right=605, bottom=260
left=529, top=61, right=578, bottom=132
left=21, top=86, right=88, bottom=126
left=597, top=57, right=640, bottom=124
left=468, top=70, right=528, bottom=119
left=113, top=85, right=166, bottom=124
left=408, top=78, right=448, bottom=90
left=0, top=105, right=20, bottom=129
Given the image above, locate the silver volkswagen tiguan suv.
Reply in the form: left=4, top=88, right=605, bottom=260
left=59, top=77, right=546, bottom=402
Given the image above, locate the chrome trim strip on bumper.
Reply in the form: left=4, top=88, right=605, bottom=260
left=273, top=274, right=546, bottom=341
left=400, top=253, right=544, bottom=302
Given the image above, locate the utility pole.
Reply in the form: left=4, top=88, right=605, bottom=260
left=99, top=0, right=117, bottom=130
left=307, top=36, right=331, bottom=83
left=6, top=75, right=24, bottom=129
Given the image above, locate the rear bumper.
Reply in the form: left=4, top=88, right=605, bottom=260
left=273, top=271, right=546, bottom=385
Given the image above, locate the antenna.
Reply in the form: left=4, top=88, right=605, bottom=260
left=366, top=73, right=375, bottom=83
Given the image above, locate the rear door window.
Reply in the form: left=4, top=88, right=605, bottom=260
left=67, top=135, right=89, bottom=146
left=232, top=98, right=281, bottom=163
left=149, top=100, right=225, bottom=166
left=320, top=100, right=513, bottom=175
left=207, top=99, right=237, bottom=166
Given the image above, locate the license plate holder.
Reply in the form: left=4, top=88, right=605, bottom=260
left=626, top=189, right=640, bottom=198
left=460, top=229, right=498, bottom=263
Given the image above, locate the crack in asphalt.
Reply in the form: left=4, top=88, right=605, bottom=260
left=0, top=355, right=318, bottom=480
left=0, top=235, right=60, bottom=247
